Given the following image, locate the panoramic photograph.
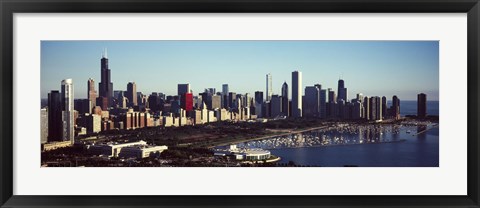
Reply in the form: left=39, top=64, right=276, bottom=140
left=40, top=41, right=439, bottom=167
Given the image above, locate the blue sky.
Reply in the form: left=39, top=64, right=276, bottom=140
left=41, top=41, right=439, bottom=101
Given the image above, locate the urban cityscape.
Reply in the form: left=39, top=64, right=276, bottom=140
left=41, top=41, right=439, bottom=167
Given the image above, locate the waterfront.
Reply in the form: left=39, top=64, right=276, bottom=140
left=232, top=123, right=439, bottom=167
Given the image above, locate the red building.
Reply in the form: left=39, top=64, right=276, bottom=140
left=181, top=93, right=193, bottom=111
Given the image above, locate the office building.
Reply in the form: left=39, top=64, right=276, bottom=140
left=98, top=49, right=113, bottom=108
left=370, top=96, right=382, bottom=121
left=86, top=114, right=101, bottom=133
left=417, top=93, right=427, bottom=118
left=254, top=91, right=263, bottom=117
left=281, top=82, right=289, bottom=117
left=304, top=85, right=320, bottom=117
left=61, top=79, right=75, bottom=144
left=392, top=95, right=401, bottom=120
left=87, top=78, right=96, bottom=110
left=319, top=89, right=327, bottom=119
left=382, top=96, right=387, bottom=119
left=180, top=92, right=193, bottom=111
left=337, top=79, right=347, bottom=102
left=41, top=108, right=48, bottom=144
left=74, top=99, right=91, bottom=115
left=363, top=96, right=370, bottom=120
left=266, top=73, right=272, bottom=101
left=177, top=84, right=191, bottom=97
left=127, top=82, right=137, bottom=107
left=291, top=71, right=302, bottom=117
left=222, top=84, right=229, bottom=95
left=270, top=95, right=282, bottom=118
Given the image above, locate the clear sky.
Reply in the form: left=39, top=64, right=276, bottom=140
left=41, top=41, right=439, bottom=101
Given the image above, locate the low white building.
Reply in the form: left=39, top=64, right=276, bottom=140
left=89, top=140, right=147, bottom=157
left=214, top=144, right=271, bottom=161
left=118, top=145, right=168, bottom=159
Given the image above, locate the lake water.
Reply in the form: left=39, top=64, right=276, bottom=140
left=234, top=124, right=439, bottom=167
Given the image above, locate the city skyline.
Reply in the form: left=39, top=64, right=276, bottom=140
left=41, top=41, right=439, bottom=100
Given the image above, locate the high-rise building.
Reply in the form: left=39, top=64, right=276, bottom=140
left=370, top=96, right=382, bottom=121
left=319, top=89, right=327, bottom=119
left=266, top=73, right=272, bottom=101
left=304, top=85, right=320, bottom=117
left=254, top=91, right=264, bottom=117
left=291, top=71, right=302, bottom=117
left=40, top=108, right=48, bottom=144
left=281, top=82, right=289, bottom=117
left=356, top=93, right=364, bottom=103
left=222, top=84, right=229, bottom=95
left=211, top=95, right=221, bottom=110
left=417, top=93, right=427, bottom=118
left=270, top=95, right=282, bottom=118
left=328, top=88, right=336, bottom=104
left=228, top=92, right=237, bottom=109
left=127, top=82, right=137, bottom=107
left=327, top=88, right=336, bottom=118
left=363, top=96, right=370, bottom=120
left=381, top=96, right=387, bottom=119
left=86, top=114, right=101, bottom=133
left=74, top=99, right=91, bottom=115
left=87, top=78, right=96, bottom=110
left=178, top=84, right=191, bottom=97
left=98, top=49, right=113, bottom=108
left=180, top=93, right=193, bottom=111
left=61, top=79, right=75, bottom=144
left=242, top=93, right=250, bottom=108
left=392, top=95, right=401, bottom=120
left=48, top=90, right=62, bottom=142
left=205, top=88, right=216, bottom=95
left=337, top=79, right=347, bottom=102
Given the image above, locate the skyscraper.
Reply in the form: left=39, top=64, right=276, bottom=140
left=222, top=84, right=229, bottom=95
left=337, top=79, right=347, bottom=102
left=292, top=71, right=302, bottom=117
left=178, top=84, right=191, bottom=97
left=327, top=88, right=336, bottom=118
left=61, top=79, right=74, bottom=144
left=254, top=91, right=264, bottom=117
left=266, top=73, right=272, bottom=101
left=392, top=95, right=401, bottom=120
left=87, top=78, right=96, bottom=110
left=180, top=92, right=193, bottom=111
left=40, top=108, right=48, bottom=144
left=304, top=85, right=320, bottom=117
left=281, top=82, right=289, bottom=117
left=319, top=89, right=327, bottom=119
left=417, top=93, right=427, bottom=118
left=98, top=49, right=113, bottom=108
left=48, top=91, right=62, bottom=142
left=381, top=96, right=387, bottom=119
left=222, top=84, right=229, bottom=108
left=370, top=96, right=382, bottom=121
left=270, top=95, right=282, bottom=118
left=127, top=82, right=137, bottom=107
left=363, top=96, right=370, bottom=120
left=228, top=92, right=237, bottom=109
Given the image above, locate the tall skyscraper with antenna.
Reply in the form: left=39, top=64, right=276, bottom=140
left=98, top=48, right=113, bottom=108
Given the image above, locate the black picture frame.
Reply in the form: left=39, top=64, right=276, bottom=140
left=1, top=0, right=479, bottom=207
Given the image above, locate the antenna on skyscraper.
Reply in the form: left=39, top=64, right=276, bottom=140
left=102, top=48, right=108, bottom=58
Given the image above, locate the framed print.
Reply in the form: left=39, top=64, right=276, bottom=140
left=1, top=0, right=479, bottom=207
